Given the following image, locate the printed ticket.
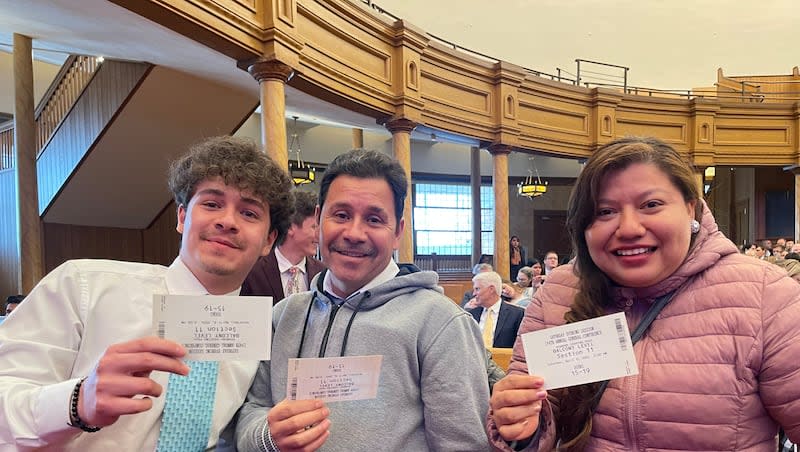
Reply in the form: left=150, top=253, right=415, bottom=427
left=153, top=294, right=272, bottom=361
left=521, top=312, right=638, bottom=390
left=287, top=355, right=383, bottom=402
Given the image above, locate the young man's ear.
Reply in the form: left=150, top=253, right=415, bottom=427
left=176, top=204, right=187, bottom=234
left=261, top=229, right=278, bottom=256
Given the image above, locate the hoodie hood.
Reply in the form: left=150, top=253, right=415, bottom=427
left=309, top=263, right=443, bottom=311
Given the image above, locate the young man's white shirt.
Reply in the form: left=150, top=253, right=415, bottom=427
left=0, top=257, right=259, bottom=451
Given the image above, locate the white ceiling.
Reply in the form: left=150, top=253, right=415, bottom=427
left=0, top=0, right=385, bottom=133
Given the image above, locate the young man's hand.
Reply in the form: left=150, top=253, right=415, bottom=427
left=78, top=336, right=189, bottom=427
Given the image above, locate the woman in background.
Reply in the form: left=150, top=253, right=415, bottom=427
left=487, top=137, right=800, bottom=451
left=515, top=266, right=535, bottom=300
left=510, top=236, right=528, bottom=279
left=528, top=259, right=544, bottom=290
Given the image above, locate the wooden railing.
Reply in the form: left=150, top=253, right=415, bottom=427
left=0, top=55, right=101, bottom=171
left=0, top=122, right=13, bottom=171
left=414, top=253, right=473, bottom=273
left=35, top=55, right=101, bottom=153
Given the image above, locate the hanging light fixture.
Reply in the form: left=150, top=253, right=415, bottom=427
left=288, top=116, right=315, bottom=185
left=517, top=156, right=548, bottom=198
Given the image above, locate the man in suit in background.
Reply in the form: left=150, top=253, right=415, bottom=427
left=467, top=271, right=524, bottom=348
left=460, top=262, right=493, bottom=308
left=539, top=250, right=560, bottom=284
left=4, top=295, right=24, bottom=316
left=241, top=190, right=324, bottom=302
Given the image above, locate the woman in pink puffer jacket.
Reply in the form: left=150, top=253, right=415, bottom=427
left=488, top=137, right=800, bottom=451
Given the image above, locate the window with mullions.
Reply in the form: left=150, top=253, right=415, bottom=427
left=413, top=183, right=494, bottom=255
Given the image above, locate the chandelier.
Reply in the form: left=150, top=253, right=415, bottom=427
left=288, top=116, right=315, bottom=185
left=517, top=157, right=548, bottom=198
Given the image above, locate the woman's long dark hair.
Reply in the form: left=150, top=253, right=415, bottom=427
left=555, top=137, right=701, bottom=450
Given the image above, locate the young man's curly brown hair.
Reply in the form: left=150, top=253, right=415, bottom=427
left=168, top=136, right=295, bottom=244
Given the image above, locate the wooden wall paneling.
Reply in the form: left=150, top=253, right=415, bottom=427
left=37, top=61, right=150, bottom=214
left=723, top=67, right=800, bottom=103
left=142, top=201, right=181, bottom=266
left=589, top=89, right=624, bottom=148
left=419, top=42, right=497, bottom=139
left=108, top=0, right=265, bottom=60
left=294, top=0, right=395, bottom=114
left=43, top=222, right=144, bottom=273
left=0, top=169, right=19, bottom=299
left=713, top=106, right=796, bottom=165
left=102, top=1, right=800, bottom=170
left=490, top=62, right=525, bottom=147
left=516, top=79, right=594, bottom=157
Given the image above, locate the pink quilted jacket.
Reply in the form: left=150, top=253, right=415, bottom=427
left=488, top=207, right=800, bottom=451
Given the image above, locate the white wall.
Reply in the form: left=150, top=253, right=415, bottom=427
left=0, top=51, right=61, bottom=117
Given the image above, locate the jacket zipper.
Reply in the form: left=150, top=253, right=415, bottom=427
left=623, top=339, right=646, bottom=451
left=317, top=303, right=341, bottom=357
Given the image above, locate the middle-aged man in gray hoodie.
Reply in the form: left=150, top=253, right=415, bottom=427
left=236, top=149, right=490, bottom=451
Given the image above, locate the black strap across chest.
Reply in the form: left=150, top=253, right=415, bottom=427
left=589, top=290, right=678, bottom=410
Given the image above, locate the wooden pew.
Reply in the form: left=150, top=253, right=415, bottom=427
left=439, top=280, right=473, bottom=305
left=489, top=347, right=514, bottom=372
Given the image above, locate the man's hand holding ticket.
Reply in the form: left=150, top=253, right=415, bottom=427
left=521, top=312, right=638, bottom=389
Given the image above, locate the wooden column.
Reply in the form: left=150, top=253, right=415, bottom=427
left=488, top=144, right=511, bottom=280
left=470, top=146, right=482, bottom=266
left=693, top=167, right=705, bottom=200
left=352, top=128, right=364, bottom=149
left=14, top=33, right=43, bottom=292
left=385, top=118, right=416, bottom=264
left=689, top=99, right=719, bottom=202
left=248, top=60, right=294, bottom=167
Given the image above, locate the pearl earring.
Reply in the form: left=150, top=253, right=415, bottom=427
left=690, top=219, right=700, bottom=234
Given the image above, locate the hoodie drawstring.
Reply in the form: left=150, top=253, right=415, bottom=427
left=295, top=288, right=371, bottom=358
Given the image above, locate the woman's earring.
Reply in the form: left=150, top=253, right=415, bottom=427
left=690, top=219, right=700, bottom=234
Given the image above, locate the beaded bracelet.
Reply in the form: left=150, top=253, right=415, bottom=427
left=68, top=378, right=102, bottom=433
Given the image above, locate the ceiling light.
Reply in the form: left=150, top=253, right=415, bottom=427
left=518, top=156, right=548, bottom=198
left=288, top=116, right=315, bottom=185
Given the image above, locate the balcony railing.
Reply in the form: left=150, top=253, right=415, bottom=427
left=414, top=253, right=473, bottom=273
left=0, top=55, right=101, bottom=171
left=35, top=55, right=101, bottom=152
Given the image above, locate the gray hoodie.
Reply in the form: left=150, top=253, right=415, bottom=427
left=236, top=264, right=490, bottom=451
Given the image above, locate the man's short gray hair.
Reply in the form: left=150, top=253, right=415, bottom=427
left=472, top=271, right=502, bottom=296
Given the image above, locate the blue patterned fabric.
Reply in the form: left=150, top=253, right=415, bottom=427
left=156, top=360, right=219, bottom=452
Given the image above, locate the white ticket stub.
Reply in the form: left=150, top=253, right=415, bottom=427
left=152, top=294, right=272, bottom=361
left=286, top=355, right=383, bottom=402
left=521, top=312, right=638, bottom=390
